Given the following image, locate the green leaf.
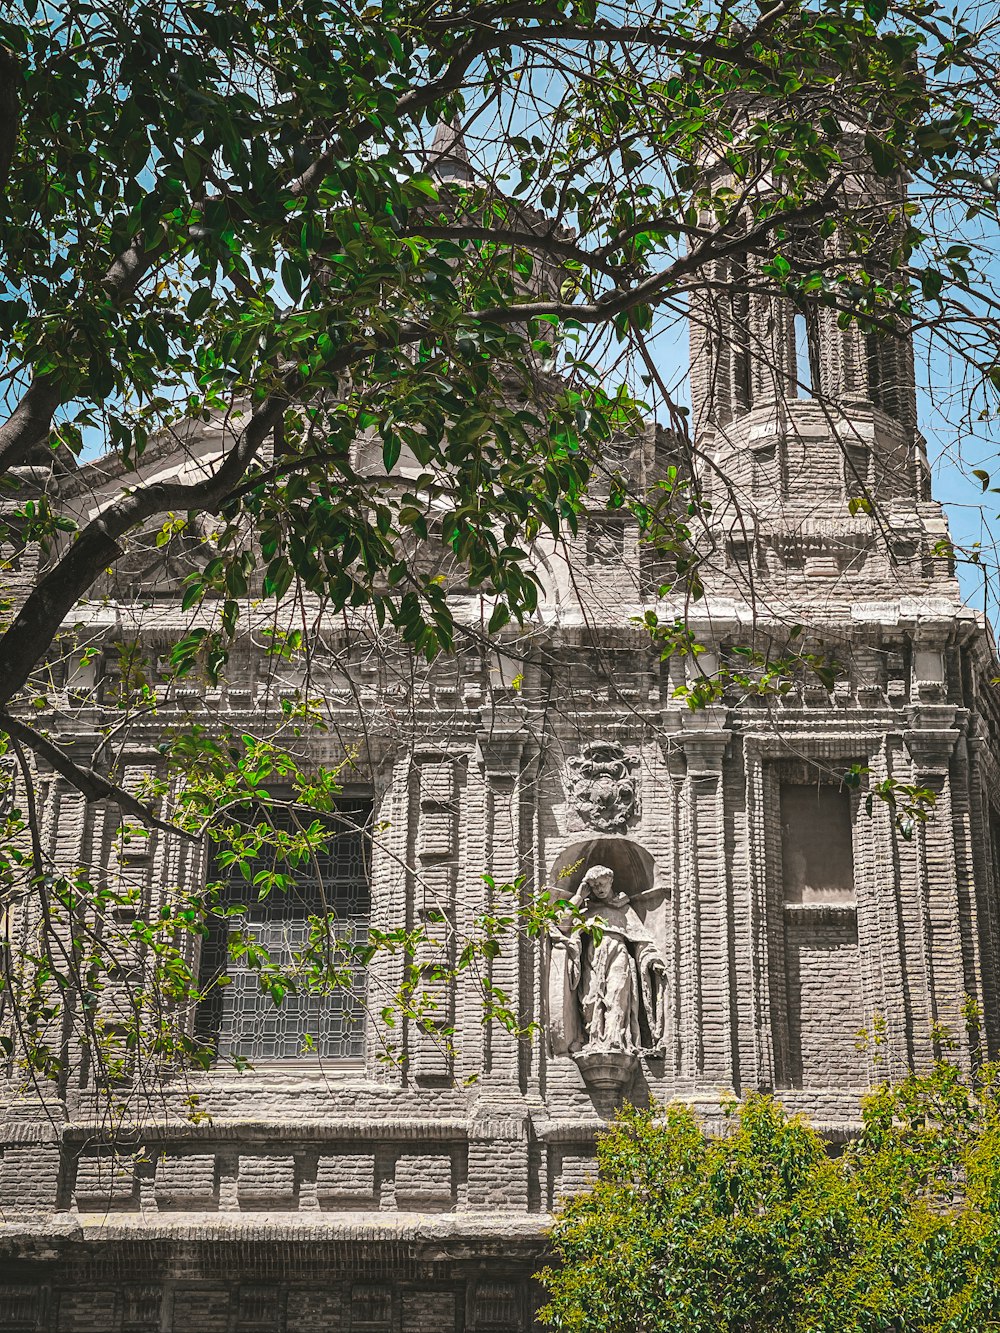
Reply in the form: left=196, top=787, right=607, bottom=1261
left=382, top=433, right=401, bottom=472
left=407, top=174, right=439, bottom=200
left=187, top=288, right=213, bottom=321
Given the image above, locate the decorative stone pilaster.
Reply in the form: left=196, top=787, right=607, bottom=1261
left=466, top=1087, right=531, bottom=1213
left=903, top=705, right=970, bottom=1065
left=411, top=752, right=459, bottom=1081
left=370, top=750, right=412, bottom=1083
left=965, top=730, right=1000, bottom=1053
left=743, top=740, right=776, bottom=1093
left=668, top=709, right=734, bottom=1086
left=474, top=728, right=527, bottom=1085
left=0, top=1127, right=62, bottom=1217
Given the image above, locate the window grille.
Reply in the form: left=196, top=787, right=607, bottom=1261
left=196, top=800, right=372, bottom=1062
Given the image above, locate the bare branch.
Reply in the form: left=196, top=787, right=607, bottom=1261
left=0, top=713, right=197, bottom=843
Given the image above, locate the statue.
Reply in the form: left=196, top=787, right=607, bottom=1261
left=547, top=864, right=669, bottom=1061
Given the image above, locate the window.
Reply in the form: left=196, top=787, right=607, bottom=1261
left=793, top=312, right=821, bottom=399
left=196, top=800, right=372, bottom=1062
left=780, top=784, right=854, bottom=904
left=866, top=330, right=883, bottom=405
left=866, top=331, right=901, bottom=416
left=730, top=260, right=752, bottom=411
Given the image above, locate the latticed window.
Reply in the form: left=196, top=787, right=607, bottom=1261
left=196, top=800, right=372, bottom=1062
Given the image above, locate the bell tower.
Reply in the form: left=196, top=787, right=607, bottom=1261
left=689, top=163, right=928, bottom=517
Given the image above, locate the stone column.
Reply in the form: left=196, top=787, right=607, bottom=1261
left=665, top=750, right=686, bottom=1078
left=465, top=1087, right=531, bottom=1214
left=858, top=735, right=915, bottom=1080
left=407, top=751, right=460, bottom=1081
left=464, top=728, right=533, bottom=1215
left=369, top=749, right=411, bottom=1082
left=742, top=741, right=776, bottom=1092
left=965, top=730, right=1000, bottom=1054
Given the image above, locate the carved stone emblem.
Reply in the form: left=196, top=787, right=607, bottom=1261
left=565, top=742, right=638, bottom=833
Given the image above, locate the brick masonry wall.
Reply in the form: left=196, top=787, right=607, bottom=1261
left=0, top=1242, right=544, bottom=1333
left=783, top=906, right=866, bottom=1088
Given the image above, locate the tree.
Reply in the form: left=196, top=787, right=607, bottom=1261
left=1, top=0, right=999, bottom=1095
left=539, top=1054, right=1000, bottom=1333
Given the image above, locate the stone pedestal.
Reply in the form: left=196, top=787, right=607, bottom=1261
left=572, top=1049, right=638, bottom=1098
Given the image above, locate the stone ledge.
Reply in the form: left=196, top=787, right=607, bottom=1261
left=54, top=1116, right=471, bottom=1145
left=0, top=1210, right=551, bottom=1246
left=783, top=902, right=858, bottom=922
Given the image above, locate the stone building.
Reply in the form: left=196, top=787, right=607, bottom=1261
left=2, top=137, right=1000, bottom=1333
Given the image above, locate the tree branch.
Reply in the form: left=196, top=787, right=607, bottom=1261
left=0, top=25, right=486, bottom=477
left=0, top=714, right=198, bottom=842
left=0, top=387, right=290, bottom=709
left=0, top=236, right=169, bottom=474
left=0, top=180, right=843, bottom=714
left=0, top=44, right=20, bottom=199
left=424, top=13, right=778, bottom=79
left=0, top=2, right=823, bottom=479
left=408, top=222, right=623, bottom=278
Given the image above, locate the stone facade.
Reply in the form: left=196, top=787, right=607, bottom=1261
left=3, top=167, right=1000, bottom=1329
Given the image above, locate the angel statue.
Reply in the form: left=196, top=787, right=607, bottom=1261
left=547, top=863, right=669, bottom=1058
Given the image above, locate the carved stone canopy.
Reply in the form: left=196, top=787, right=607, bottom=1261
left=550, top=836, right=654, bottom=902
left=565, top=741, right=639, bottom=834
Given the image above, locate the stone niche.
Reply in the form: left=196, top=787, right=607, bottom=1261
left=548, top=836, right=656, bottom=902
left=545, top=836, right=668, bottom=1097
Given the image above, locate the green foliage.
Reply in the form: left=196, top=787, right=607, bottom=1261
left=0, top=0, right=997, bottom=678
left=540, top=1060, right=1000, bottom=1333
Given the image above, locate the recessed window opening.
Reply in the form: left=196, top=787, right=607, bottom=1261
left=780, top=784, right=855, bottom=904
left=867, top=332, right=882, bottom=407
left=730, top=262, right=752, bottom=411
left=196, top=799, right=372, bottom=1062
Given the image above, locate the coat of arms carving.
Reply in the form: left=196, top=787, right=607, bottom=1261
left=565, top=742, right=639, bottom=833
